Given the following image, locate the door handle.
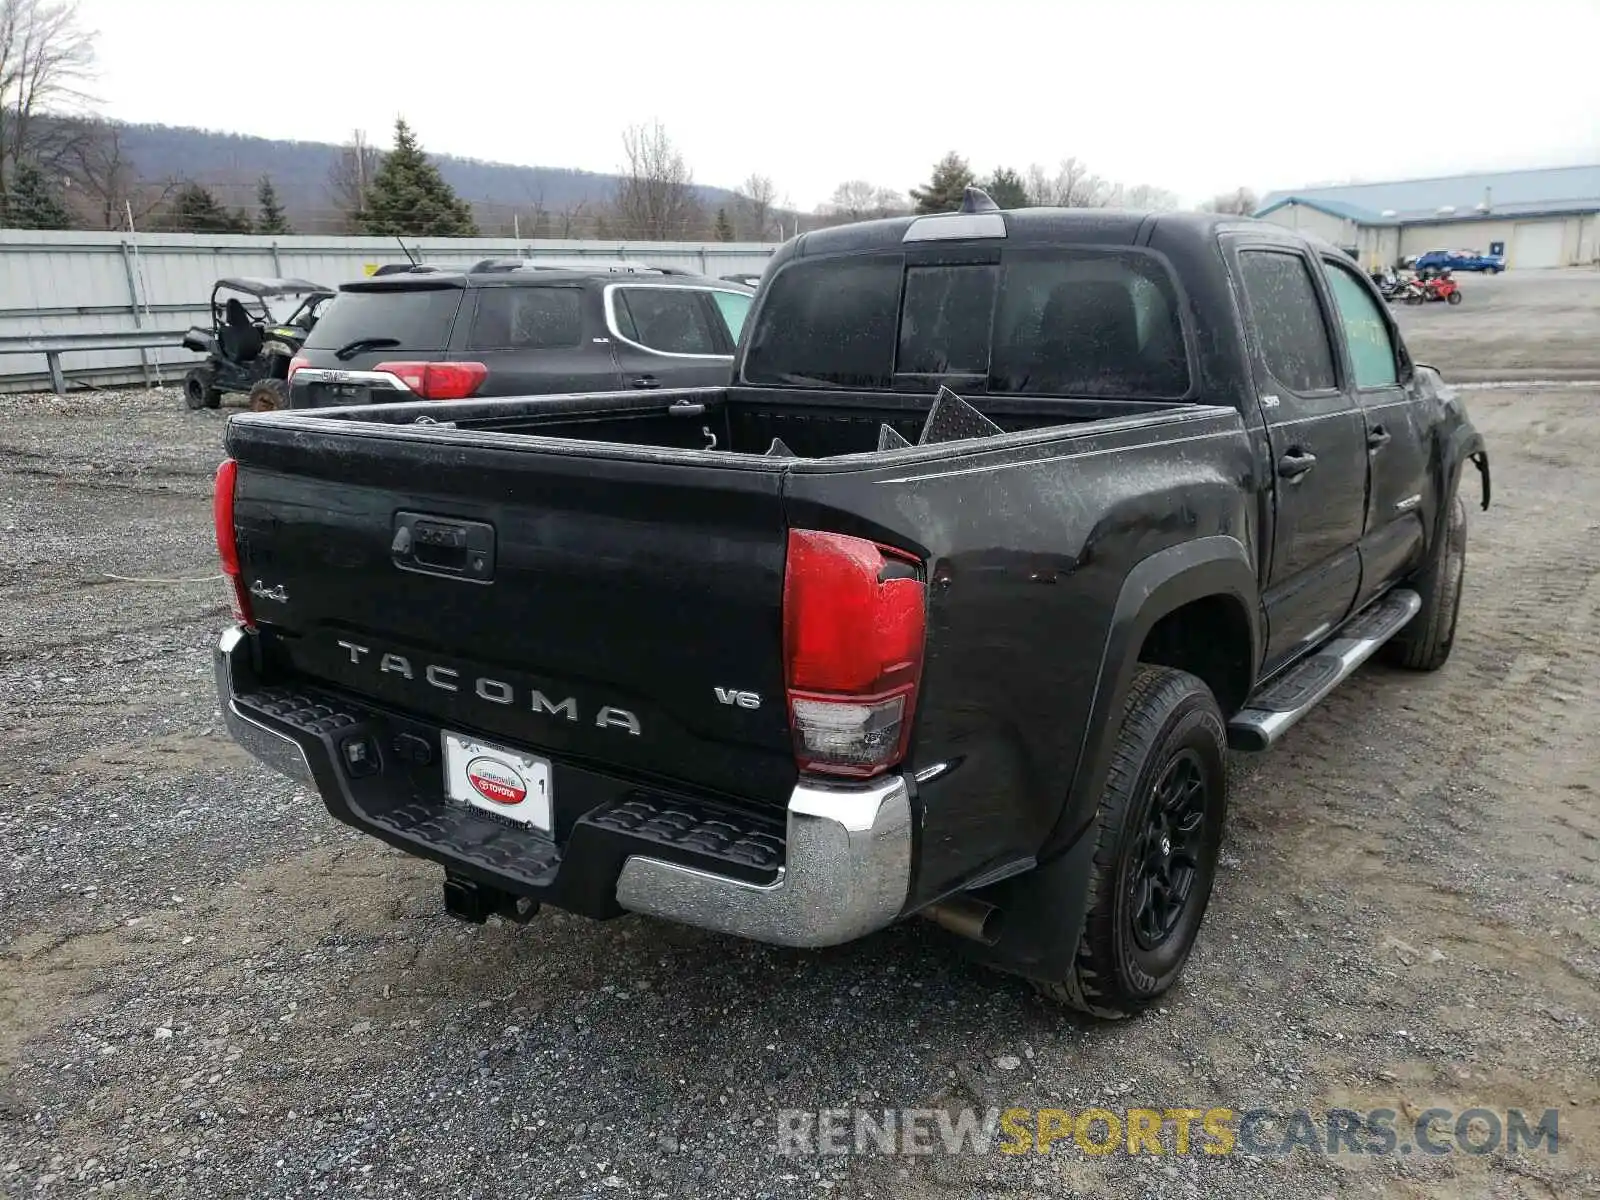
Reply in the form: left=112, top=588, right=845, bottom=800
left=1277, top=449, right=1317, bottom=479
left=630, top=375, right=661, bottom=389
left=1367, top=425, right=1391, bottom=450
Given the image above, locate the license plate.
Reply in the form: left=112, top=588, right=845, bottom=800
left=442, top=733, right=552, bottom=831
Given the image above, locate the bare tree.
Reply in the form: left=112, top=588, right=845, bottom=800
left=1025, top=157, right=1114, bottom=208
left=1202, top=186, right=1259, bottom=215
left=824, top=179, right=903, bottom=222
left=0, top=0, right=96, bottom=191
left=58, top=120, right=175, bottom=229
left=325, top=129, right=382, bottom=233
left=735, top=172, right=777, bottom=240
left=613, top=121, right=699, bottom=240
left=1111, top=182, right=1182, bottom=212
left=518, top=183, right=547, bottom=239
left=557, top=201, right=588, bottom=239
left=1024, top=158, right=1113, bottom=208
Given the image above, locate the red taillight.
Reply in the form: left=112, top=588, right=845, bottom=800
left=373, top=360, right=488, bottom=400
left=213, top=458, right=253, bottom=628
left=782, top=529, right=926, bottom=778
left=286, top=354, right=309, bottom=381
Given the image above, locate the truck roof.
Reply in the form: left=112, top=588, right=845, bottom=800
left=789, top=207, right=1264, bottom=259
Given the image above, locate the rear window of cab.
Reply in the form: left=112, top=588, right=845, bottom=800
left=743, top=249, right=1190, bottom=398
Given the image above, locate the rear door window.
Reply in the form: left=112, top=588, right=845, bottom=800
left=301, top=287, right=464, bottom=354
left=1235, top=251, right=1337, bottom=393
left=468, top=286, right=583, bottom=350
left=612, top=287, right=723, bottom=355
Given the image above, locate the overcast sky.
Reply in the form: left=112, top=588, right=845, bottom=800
left=74, top=0, right=1600, bottom=209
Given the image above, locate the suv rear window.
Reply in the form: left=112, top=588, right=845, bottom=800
left=743, top=249, right=1189, bottom=397
left=303, top=287, right=463, bottom=354
left=469, top=286, right=583, bottom=350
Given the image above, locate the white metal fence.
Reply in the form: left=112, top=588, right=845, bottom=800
left=0, top=230, right=779, bottom=393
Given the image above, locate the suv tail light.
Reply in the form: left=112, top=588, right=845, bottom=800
left=213, top=458, right=253, bottom=628
left=782, top=529, right=926, bottom=778
left=286, top=354, right=309, bottom=381
left=373, top=360, right=488, bottom=400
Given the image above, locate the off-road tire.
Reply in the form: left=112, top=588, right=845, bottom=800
left=1383, top=494, right=1466, bottom=671
left=184, top=368, right=221, bottom=411
left=248, top=378, right=290, bottom=413
left=1034, top=665, right=1227, bottom=1018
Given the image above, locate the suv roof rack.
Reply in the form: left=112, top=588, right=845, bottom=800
left=466, top=258, right=680, bottom=276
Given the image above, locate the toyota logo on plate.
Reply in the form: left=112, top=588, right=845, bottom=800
left=465, top=757, right=527, bottom=806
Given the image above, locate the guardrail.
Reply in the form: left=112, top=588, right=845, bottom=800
left=0, top=329, right=191, bottom=395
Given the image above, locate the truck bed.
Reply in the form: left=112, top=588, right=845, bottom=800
left=254, top=384, right=1193, bottom=461
left=221, top=383, right=1240, bottom=906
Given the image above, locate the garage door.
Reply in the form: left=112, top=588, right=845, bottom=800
left=1512, top=221, right=1565, bottom=269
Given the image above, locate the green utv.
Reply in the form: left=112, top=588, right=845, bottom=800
left=181, top=277, right=334, bottom=412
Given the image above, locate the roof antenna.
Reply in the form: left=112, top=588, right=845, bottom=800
left=960, top=186, right=1001, bottom=214
left=396, top=236, right=419, bottom=267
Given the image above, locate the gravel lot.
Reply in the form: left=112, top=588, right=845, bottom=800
left=1392, top=267, right=1600, bottom=378
left=2, top=277, right=1599, bottom=1198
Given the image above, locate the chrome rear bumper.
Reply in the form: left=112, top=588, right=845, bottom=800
left=615, top=774, right=912, bottom=947
left=214, top=626, right=314, bottom=786
left=215, top=626, right=913, bottom=948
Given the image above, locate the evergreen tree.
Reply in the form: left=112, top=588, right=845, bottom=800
left=162, top=183, right=252, bottom=233
left=909, top=152, right=975, bottom=214
left=256, top=175, right=292, bottom=234
left=1, top=162, right=73, bottom=229
left=361, top=118, right=478, bottom=237
left=982, top=167, right=1029, bottom=210
left=713, top=207, right=734, bottom=241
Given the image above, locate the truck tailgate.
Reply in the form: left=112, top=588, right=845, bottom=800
left=228, top=419, right=796, bottom=805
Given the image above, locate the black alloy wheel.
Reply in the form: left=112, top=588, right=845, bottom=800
left=1127, top=749, right=1208, bottom=950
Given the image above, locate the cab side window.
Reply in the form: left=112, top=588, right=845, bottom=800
left=1323, top=261, right=1399, bottom=390
left=1236, top=250, right=1336, bottom=393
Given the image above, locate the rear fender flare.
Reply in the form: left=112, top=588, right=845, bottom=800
left=1043, top=535, right=1260, bottom=856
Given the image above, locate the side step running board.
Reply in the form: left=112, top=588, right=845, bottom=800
left=1228, top=588, right=1421, bottom=751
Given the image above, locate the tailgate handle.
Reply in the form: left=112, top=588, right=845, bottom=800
left=392, top=511, right=496, bottom=583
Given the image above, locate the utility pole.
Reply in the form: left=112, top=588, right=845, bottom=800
left=354, top=129, right=369, bottom=222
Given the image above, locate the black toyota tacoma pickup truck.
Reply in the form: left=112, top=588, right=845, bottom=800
left=211, top=197, right=1490, bottom=1016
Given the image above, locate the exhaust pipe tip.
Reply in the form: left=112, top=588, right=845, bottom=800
left=922, top=895, right=1003, bottom=945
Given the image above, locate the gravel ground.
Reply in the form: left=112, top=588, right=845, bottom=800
left=2, top=353, right=1599, bottom=1197
left=1393, top=267, right=1600, bottom=378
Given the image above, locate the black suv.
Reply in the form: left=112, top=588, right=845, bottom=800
left=285, top=261, right=756, bottom=408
